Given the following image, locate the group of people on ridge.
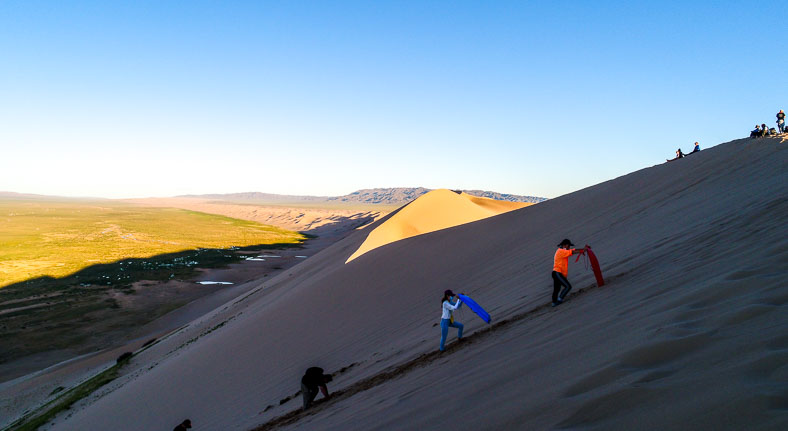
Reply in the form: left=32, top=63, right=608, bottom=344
left=750, top=109, right=785, bottom=137
left=667, top=141, right=701, bottom=161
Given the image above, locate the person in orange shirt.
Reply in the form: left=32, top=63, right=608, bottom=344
left=552, top=239, right=588, bottom=307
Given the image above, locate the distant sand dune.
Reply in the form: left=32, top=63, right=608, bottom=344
left=346, top=190, right=530, bottom=262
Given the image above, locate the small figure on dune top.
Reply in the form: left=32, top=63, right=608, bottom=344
left=301, top=367, right=332, bottom=410
left=173, top=419, right=192, bottom=431
left=667, top=148, right=684, bottom=162
left=778, top=110, right=785, bottom=134
left=688, top=142, right=700, bottom=154
left=551, top=239, right=588, bottom=307
left=439, top=289, right=463, bottom=352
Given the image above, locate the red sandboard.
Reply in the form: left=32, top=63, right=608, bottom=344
left=575, top=245, right=604, bottom=287
left=587, top=247, right=604, bottom=287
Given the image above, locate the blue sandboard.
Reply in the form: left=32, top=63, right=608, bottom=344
left=457, top=294, right=491, bottom=324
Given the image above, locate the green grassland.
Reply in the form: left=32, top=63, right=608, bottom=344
left=0, top=199, right=306, bottom=288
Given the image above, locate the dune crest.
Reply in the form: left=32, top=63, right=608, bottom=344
left=345, top=189, right=531, bottom=263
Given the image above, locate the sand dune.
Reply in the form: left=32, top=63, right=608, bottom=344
left=346, top=190, right=530, bottom=262
left=8, top=137, right=787, bottom=431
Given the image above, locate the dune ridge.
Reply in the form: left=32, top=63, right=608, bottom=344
left=345, top=190, right=530, bottom=262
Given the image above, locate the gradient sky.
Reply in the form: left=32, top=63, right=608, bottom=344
left=1, top=1, right=785, bottom=199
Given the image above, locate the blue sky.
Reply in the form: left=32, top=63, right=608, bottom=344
left=1, top=1, right=784, bottom=199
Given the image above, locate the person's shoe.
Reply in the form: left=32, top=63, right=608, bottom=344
left=552, top=301, right=561, bottom=307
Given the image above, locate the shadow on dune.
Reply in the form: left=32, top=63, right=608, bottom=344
left=296, top=211, right=381, bottom=240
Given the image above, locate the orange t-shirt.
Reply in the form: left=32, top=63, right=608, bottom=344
left=553, top=248, right=574, bottom=276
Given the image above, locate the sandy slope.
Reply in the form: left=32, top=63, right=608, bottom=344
left=346, top=190, right=530, bottom=262
left=26, top=137, right=788, bottom=430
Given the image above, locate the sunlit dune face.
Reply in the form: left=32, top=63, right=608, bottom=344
left=345, top=190, right=531, bottom=263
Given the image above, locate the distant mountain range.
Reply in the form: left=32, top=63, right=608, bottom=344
left=180, top=188, right=547, bottom=205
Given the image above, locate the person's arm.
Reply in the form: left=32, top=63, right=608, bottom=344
left=319, top=384, right=330, bottom=398
left=445, top=298, right=462, bottom=311
left=570, top=247, right=588, bottom=255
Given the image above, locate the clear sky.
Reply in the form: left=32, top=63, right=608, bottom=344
left=1, top=1, right=785, bottom=199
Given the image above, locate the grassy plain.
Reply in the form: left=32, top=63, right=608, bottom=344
left=0, top=199, right=306, bottom=288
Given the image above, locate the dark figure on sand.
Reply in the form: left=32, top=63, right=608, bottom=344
left=173, top=419, right=192, bottom=431
left=687, top=142, right=700, bottom=154
left=751, top=125, right=762, bottom=138
left=301, top=367, right=332, bottom=410
left=551, top=239, right=588, bottom=307
left=667, top=148, right=684, bottom=162
left=777, top=110, right=785, bottom=134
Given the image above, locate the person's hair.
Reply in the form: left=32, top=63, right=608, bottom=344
left=442, top=292, right=452, bottom=303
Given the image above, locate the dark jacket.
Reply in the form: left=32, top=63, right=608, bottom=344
left=302, top=367, right=329, bottom=390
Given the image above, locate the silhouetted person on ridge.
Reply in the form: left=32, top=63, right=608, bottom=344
left=301, top=367, right=332, bottom=410
left=551, top=239, right=588, bottom=307
left=751, top=125, right=761, bottom=138
left=777, top=110, right=785, bottom=133
left=667, top=148, right=685, bottom=162
left=687, top=142, right=700, bottom=155
left=173, top=419, right=192, bottom=431
left=760, top=123, right=769, bottom=137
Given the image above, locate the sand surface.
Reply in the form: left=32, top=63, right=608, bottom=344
left=6, top=137, right=787, bottom=430
left=345, top=190, right=529, bottom=262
